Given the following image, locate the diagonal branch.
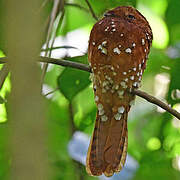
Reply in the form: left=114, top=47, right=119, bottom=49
left=41, top=0, right=64, bottom=90
left=40, top=56, right=91, bottom=72
left=84, top=0, right=98, bottom=21
left=131, top=89, right=180, bottom=119
left=0, top=56, right=179, bottom=120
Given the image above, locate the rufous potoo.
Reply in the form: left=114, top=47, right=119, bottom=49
left=86, top=6, right=153, bottom=177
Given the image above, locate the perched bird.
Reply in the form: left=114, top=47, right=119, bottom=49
left=86, top=6, right=153, bottom=177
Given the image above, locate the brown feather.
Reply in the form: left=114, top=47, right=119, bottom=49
left=86, top=6, right=152, bottom=177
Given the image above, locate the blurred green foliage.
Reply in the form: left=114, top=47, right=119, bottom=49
left=0, top=0, right=180, bottom=179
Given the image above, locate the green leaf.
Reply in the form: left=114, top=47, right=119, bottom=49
left=73, top=86, right=96, bottom=131
left=57, top=61, right=90, bottom=101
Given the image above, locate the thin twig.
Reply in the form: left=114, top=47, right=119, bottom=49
left=44, top=87, right=59, bottom=96
left=131, top=89, right=180, bottom=119
left=84, top=0, right=98, bottom=21
left=40, top=56, right=91, bottom=72
left=69, top=102, right=76, bottom=134
left=0, top=56, right=91, bottom=72
left=65, top=2, right=89, bottom=13
left=0, top=56, right=179, bottom=120
left=41, top=0, right=63, bottom=89
left=41, top=45, right=79, bottom=52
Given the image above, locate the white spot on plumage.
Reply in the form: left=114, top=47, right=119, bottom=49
left=118, top=106, right=125, bottom=114
left=109, top=79, right=113, bottom=84
left=132, top=43, right=136, bottom=47
left=124, top=78, right=128, bottom=82
left=89, top=73, right=93, bottom=82
left=113, top=47, right=121, bottom=54
left=114, top=113, right=122, bottom=120
left=130, top=76, right=134, bottom=80
left=125, top=48, right=132, bottom=54
left=92, top=42, right=95, bottom=46
left=102, top=41, right=107, bottom=46
left=102, top=81, right=109, bottom=87
left=120, top=33, right=124, bottom=37
left=99, top=109, right=104, bottom=115
left=105, top=27, right=109, bottom=31
left=105, top=75, right=110, bottom=80
left=117, top=90, right=124, bottom=96
left=98, top=44, right=102, bottom=50
left=98, top=43, right=107, bottom=55
left=101, top=115, right=108, bottom=122
left=123, top=72, right=127, bottom=75
left=113, top=84, right=119, bottom=90
left=142, top=38, right=145, bottom=45
left=133, top=82, right=138, bottom=87
left=112, top=29, right=116, bottom=32
left=101, top=48, right=107, bottom=55
left=113, top=72, right=117, bottom=76
left=133, top=67, right=136, bottom=71
left=95, top=96, right=99, bottom=102
left=115, top=85, right=119, bottom=90
left=105, top=85, right=110, bottom=90
left=120, top=81, right=127, bottom=88
left=120, top=81, right=126, bottom=86
left=98, top=103, right=103, bottom=110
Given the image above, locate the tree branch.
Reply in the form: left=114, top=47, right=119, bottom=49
left=0, top=56, right=179, bottom=120
left=84, top=0, right=98, bottom=21
left=131, top=89, right=180, bottom=119
left=40, top=56, right=91, bottom=72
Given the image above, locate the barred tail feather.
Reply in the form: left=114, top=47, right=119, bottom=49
left=86, top=109, right=129, bottom=177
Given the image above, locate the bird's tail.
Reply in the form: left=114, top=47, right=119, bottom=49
left=86, top=106, right=129, bottom=177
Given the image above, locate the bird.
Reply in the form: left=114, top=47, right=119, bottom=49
left=86, top=6, right=153, bottom=177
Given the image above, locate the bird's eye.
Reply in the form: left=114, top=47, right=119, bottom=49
left=127, top=14, right=135, bottom=19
